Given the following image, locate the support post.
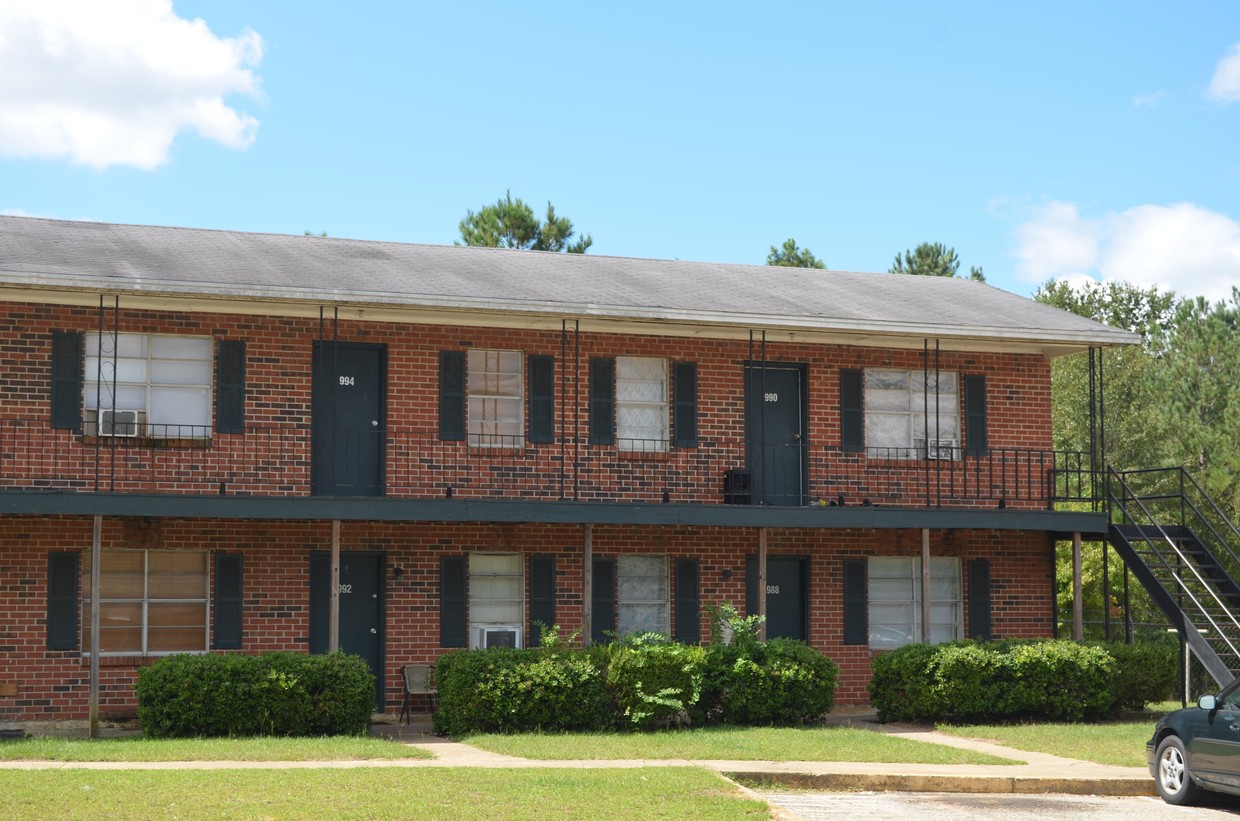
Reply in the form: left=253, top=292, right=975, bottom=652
left=758, top=528, right=768, bottom=641
left=1072, top=532, right=1084, bottom=641
left=921, top=528, right=931, bottom=643
left=89, top=514, right=102, bottom=739
left=329, top=519, right=341, bottom=653
left=582, top=524, right=593, bottom=647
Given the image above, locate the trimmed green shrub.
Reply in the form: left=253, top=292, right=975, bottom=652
left=1097, top=640, right=1178, bottom=710
left=136, top=652, right=374, bottom=738
left=600, top=633, right=708, bottom=730
left=869, top=640, right=1116, bottom=723
left=433, top=647, right=610, bottom=736
left=432, top=623, right=841, bottom=734
left=717, top=638, right=838, bottom=725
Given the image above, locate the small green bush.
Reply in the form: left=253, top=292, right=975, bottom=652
left=869, top=640, right=1116, bottom=723
left=1096, top=640, right=1178, bottom=710
left=433, top=647, right=610, bottom=735
left=600, top=633, right=708, bottom=730
left=136, top=652, right=374, bottom=738
left=717, top=638, right=838, bottom=725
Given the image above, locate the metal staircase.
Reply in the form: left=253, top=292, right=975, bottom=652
left=1108, top=467, right=1240, bottom=687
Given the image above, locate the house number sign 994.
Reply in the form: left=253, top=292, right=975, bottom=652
left=339, top=376, right=355, bottom=386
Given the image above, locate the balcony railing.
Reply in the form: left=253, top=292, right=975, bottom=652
left=0, top=419, right=1097, bottom=509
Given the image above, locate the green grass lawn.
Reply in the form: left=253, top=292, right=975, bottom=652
left=464, top=725, right=1018, bottom=764
left=0, top=735, right=433, bottom=762
left=0, top=767, right=766, bottom=821
left=936, top=721, right=1154, bottom=767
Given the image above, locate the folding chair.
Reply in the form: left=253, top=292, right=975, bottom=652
left=399, top=663, right=436, bottom=725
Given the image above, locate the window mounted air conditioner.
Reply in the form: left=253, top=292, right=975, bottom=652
left=99, top=409, right=142, bottom=437
left=474, top=625, right=522, bottom=649
left=924, top=438, right=958, bottom=460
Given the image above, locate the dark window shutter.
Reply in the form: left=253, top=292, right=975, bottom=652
left=588, top=358, right=615, bottom=445
left=968, top=558, right=992, bottom=640
left=439, top=351, right=466, bottom=441
left=591, top=557, right=616, bottom=643
left=843, top=559, right=868, bottom=645
left=672, top=362, right=698, bottom=448
left=50, top=331, right=83, bottom=430
left=529, top=555, right=556, bottom=647
left=213, top=553, right=244, bottom=649
left=47, top=551, right=80, bottom=650
left=215, top=341, right=246, bottom=434
left=840, top=369, right=863, bottom=453
left=439, top=556, right=468, bottom=647
left=528, top=355, right=555, bottom=444
left=674, top=559, right=700, bottom=643
left=964, top=375, right=989, bottom=457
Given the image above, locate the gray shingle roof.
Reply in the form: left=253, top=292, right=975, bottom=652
left=0, top=216, right=1136, bottom=353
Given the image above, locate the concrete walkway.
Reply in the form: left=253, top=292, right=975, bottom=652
left=0, top=714, right=1156, bottom=797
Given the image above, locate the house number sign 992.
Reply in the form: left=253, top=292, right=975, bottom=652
left=336, top=584, right=352, bottom=594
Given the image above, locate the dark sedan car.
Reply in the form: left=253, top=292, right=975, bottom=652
left=1148, top=679, right=1240, bottom=805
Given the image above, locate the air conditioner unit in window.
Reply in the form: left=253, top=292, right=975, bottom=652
left=99, top=409, right=142, bottom=437
left=475, top=625, right=522, bottom=649
left=924, top=438, right=958, bottom=460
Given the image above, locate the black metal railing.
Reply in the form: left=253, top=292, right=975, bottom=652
left=0, top=418, right=1097, bottom=509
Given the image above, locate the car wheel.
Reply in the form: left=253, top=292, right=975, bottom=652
left=1155, top=735, right=1204, bottom=806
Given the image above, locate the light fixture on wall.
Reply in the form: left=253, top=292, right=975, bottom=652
left=391, top=566, right=404, bottom=579
left=721, top=568, right=733, bottom=580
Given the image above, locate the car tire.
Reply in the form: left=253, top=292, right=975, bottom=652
left=1155, top=735, right=1204, bottom=806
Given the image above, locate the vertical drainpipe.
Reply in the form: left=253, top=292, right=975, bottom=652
left=582, top=524, right=593, bottom=647
left=89, top=514, right=102, bottom=738
left=921, top=528, right=931, bottom=643
left=329, top=519, right=341, bottom=652
left=1072, top=532, right=1084, bottom=641
left=758, top=528, right=768, bottom=641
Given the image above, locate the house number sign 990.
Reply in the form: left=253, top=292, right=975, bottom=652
left=339, top=376, right=355, bottom=386
left=764, top=393, right=778, bottom=402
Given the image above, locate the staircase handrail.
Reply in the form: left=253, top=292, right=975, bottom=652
left=1108, top=467, right=1240, bottom=664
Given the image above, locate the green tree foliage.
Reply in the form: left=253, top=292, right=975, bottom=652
left=889, top=241, right=986, bottom=282
left=458, top=191, right=592, bottom=253
left=766, top=238, right=825, bottom=269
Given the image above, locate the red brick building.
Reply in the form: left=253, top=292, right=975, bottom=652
left=0, top=216, right=1134, bottom=729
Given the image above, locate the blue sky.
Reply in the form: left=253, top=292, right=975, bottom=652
left=3, top=2, right=1239, bottom=300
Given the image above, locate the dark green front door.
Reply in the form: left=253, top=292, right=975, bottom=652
left=746, top=555, right=808, bottom=641
left=312, top=342, right=386, bottom=496
left=745, top=363, right=807, bottom=505
left=310, top=552, right=385, bottom=710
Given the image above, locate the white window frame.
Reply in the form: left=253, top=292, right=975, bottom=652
left=616, top=356, right=668, bottom=452
left=467, top=349, right=523, bottom=448
left=863, top=369, right=960, bottom=459
left=82, top=549, right=209, bottom=656
left=84, top=332, right=213, bottom=438
left=468, top=552, right=524, bottom=648
left=617, top=555, right=670, bottom=636
left=867, top=556, right=962, bottom=648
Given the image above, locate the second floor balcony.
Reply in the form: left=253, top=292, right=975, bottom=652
left=0, top=419, right=1098, bottom=512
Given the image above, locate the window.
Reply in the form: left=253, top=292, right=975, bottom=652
left=467, top=349, right=522, bottom=447
left=618, top=555, right=669, bottom=636
left=864, top=369, right=959, bottom=458
left=617, top=357, right=668, bottom=452
left=82, top=550, right=208, bottom=655
left=469, top=553, right=523, bottom=648
left=84, top=333, right=213, bottom=437
left=867, top=556, right=961, bottom=648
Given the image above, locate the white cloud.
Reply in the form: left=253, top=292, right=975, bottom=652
left=1013, top=201, right=1240, bottom=302
left=1208, top=42, right=1240, bottom=103
left=1131, top=91, right=1167, bottom=109
left=0, top=1, right=262, bottom=170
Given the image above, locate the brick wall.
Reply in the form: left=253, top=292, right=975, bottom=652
left=0, top=515, right=1054, bottom=722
